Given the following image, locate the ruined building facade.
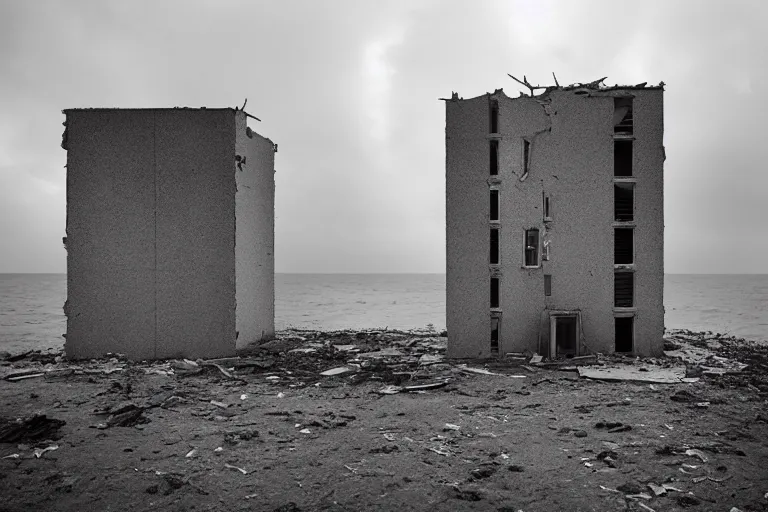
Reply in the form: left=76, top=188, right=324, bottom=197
left=445, top=81, right=665, bottom=358
left=63, top=108, right=276, bottom=360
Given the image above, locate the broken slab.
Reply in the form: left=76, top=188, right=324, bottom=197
left=578, top=365, right=687, bottom=384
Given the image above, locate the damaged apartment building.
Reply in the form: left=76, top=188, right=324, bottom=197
left=445, top=77, right=665, bottom=359
left=62, top=107, right=276, bottom=360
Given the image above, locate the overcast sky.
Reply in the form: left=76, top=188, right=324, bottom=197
left=0, top=0, right=765, bottom=274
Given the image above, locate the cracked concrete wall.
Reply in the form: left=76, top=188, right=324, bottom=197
left=445, top=87, right=664, bottom=358
left=64, top=108, right=272, bottom=360
left=235, top=112, right=275, bottom=348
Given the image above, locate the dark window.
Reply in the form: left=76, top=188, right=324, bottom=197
left=490, top=228, right=500, bottom=265
left=490, top=190, right=499, bottom=221
left=615, top=317, right=634, bottom=352
left=543, top=194, right=551, bottom=219
left=490, top=141, right=498, bottom=176
left=614, top=228, right=633, bottom=264
left=614, top=183, right=634, bottom=222
left=490, top=277, right=500, bottom=308
left=614, top=97, right=633, bottom=135
left=614, top=272, right=634, bottom=307
left=544, top=274, right=552, bottom=296
left=524, top=229, right=539, bottom=266
left=491, top=317, right=499, bottom=353
left=490, top=99, right=499, bottom=134
left=523, top=139, right=531, bottom=174
left=614, top=140, right=633, bottom=177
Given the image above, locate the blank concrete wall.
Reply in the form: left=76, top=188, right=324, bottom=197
left=234, top=113, right=275, bottom=348
left=65, top=111, right=156, bottom=359
left=65, top=109, right=239, bottom=360
left=154, top=110, right=236, bottom=359
left=445, top=97, right=492, bottom=358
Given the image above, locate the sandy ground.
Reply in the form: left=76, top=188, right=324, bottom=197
left=1, top=330, right=768, bottom=512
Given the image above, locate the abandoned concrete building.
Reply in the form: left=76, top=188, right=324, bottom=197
left=62, top=107, right=276, bottom=360
left=445, top=78, right=665, bottom=359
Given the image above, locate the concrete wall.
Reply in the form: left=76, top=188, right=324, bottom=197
left=64, top=108, right=246, bottom=359
left=445, top=87, right=664, bottom=358
left=445, top=96, right=493, bottom=358
left=234, top=113, right=276, bottom=348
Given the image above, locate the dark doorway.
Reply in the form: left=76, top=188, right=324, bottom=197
left=555, top=316, right=577, bottom=357
left=615, top=317, right=634, bottom=352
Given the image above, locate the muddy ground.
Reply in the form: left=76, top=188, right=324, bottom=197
left=1, top=330, right=768, bottom=512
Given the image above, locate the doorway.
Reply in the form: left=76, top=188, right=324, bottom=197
left=549, top=313, right=579, bottom=358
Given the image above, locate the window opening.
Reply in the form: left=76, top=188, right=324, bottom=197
left=614, top=228, right=633, bottom=264
left=543, top=194, right=551, bottom=220
left=614, top=140, right=633, bottom=177
left=491, top=317, right=499, bottom=354
left=490, top=99, right=499, bottom=134
left=490, top=190, right=499, bottom=221
left=524, top=229, right=539, bottom=267
left=490, top=228, right=500, bottom=265
left=614, top=272, right=634, bottom=307
left=615, top=316, right=634, bottom=352
left=522, top=139, right=531, bottom=175
left=614, top=97, right=633, bottom=135
left=490, top=277, right=500, bottom=308
left=490, top=141, right=499, bottom=176
left=544, top=274, right=552, bottom=296
left=614, top=183, right=634, bottom=222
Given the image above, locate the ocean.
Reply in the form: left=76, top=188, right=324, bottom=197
left=0, top=273, right=766, bottom=354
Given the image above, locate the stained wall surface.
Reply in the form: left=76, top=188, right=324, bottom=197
left=445, top=87, right=664, bottom=358
left=234, top=113, right=276, bottom=348
left=64, top=109, right=243, bottom=359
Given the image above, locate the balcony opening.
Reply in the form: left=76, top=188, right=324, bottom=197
left=614, top=140, right=633, bottom=177
left=490, top=277, right=500, bottom=309
left=614, top=183, right=634, bottom=222
left=491, top=317, right=500, bottom=354
left=615, top=316, right=634, bottom=353
left=490, top=190, right=499, bottom=221
left=524, top=228, right=539, bottom=267
left=544, top=274, right=552, bottom=296
left=614, top=228, right=633, bottom=264
left=614, top=272, right=634, bottom=308
left=614, top=97, right=633, bottom=135
left=490, top=140, right=499, bottom=176
left=490, top=228, right=500, bottom=265
left=490, top=99, right=499, bottom=134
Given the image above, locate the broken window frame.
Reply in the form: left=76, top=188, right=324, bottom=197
left=613, top=97, right=633, bottom=136
left=523, top=228, right=540, bottom=268
left=489, top=99, right=499, bottom=134
left=490, top=228, right=500, bottom=265
left=490, top=189, right=500, bottom=222
left=522, top=139, right=531, bottom=177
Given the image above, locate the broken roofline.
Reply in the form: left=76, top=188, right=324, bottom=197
left=440, top=75, right=665, bottom=101
left=62, top=106, right=261, bottom=122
